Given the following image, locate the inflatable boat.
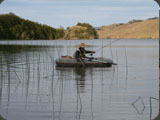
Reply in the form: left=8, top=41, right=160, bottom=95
left=56, top=57, right=116, bottom=67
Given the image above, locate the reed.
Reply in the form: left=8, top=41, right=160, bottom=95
left=90, top=68, right=94, bottom=120
left=109, top=39, right=113, bottom=60
left=0, top=56, right=3, bottom=106
left=0, top=39, right=157, bottom=120
left=116, top=49, right=119, bottom=84
left=150, top=97, right=159, bottom=120
left=101, top=39, right=103, bottom=58
left=124, top=47, right=128, bottom=77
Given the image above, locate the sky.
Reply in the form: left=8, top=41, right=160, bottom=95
left=0, top=0, right=159, bottom=28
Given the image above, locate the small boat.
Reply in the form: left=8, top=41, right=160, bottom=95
left=56, top=57, right=116, bottom=67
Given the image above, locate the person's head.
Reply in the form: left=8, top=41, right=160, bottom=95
left=79, top=43, right=86, bottom=48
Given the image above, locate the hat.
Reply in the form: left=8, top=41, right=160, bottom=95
left=79, top=43, right=86, bottom=48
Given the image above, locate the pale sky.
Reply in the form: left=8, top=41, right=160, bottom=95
left=0, top=0, right=158, bottom=28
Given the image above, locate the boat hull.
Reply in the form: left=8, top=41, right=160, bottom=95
left=56, top=57, right=113, bottom=67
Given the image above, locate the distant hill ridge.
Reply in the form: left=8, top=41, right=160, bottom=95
left=97, top=17, right=158, bottom=39
left=0, top=13, right=65, bottom=40
left=0, top=13, right=158, bottom=40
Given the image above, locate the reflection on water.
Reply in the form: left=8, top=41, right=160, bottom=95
left=0, top=39, right=159, bottom=120
left=74, top=68, right=86, bottom=93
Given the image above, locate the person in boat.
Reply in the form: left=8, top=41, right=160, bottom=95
left=74, top=43, right=95, bottom=61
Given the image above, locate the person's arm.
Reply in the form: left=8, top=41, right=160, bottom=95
left=84, top=48, right=95, bottom=54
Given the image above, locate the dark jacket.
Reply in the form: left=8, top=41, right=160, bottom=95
left=75, top=47, right=93, bottom=60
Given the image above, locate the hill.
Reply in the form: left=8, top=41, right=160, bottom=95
left=0, top=13, right=158, bottom=40
left=0, top=13, right=64, bottom=40
left=97, top=17, right=158, bottom=39
left=64, top=23, right=98, bottom=40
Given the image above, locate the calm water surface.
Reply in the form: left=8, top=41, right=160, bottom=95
left=0, top=39, right=158, bottom=120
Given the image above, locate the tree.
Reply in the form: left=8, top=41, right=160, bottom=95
left=0, top=0, right=4, bottom=4
left=0, top=13, right=62, bottom=40
left=154, top=0, right=160, bottom=6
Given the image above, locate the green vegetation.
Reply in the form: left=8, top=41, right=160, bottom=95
left=0, top=13, right=158, bottom=40
left=64, top=22, right=98, bottom=40
left=0, top=115, right=5, bottom=120
left=0, top=0, right=4, bottom=4
left=76, top=22, right=98, bottom=39
left=0, top=13, right=96, bottom=40
left=0, top=13, right=64, bottom=40
left=153, top=113, right=160, bottom=120
left=154, top=0, right=160, bottom=6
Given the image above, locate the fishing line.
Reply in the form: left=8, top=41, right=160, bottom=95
left=95, top=39, right=121, bottom=53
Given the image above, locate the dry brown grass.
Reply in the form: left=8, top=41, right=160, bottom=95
left=97, top=18, right=158, bottom=39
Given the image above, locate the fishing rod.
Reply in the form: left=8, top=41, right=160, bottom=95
left=95, top=39, right=121, bottom=52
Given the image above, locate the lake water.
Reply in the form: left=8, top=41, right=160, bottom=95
left=0, top=39, right=159, bottom=120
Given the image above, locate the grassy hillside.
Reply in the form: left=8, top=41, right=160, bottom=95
left=64, top=23, right=98, bottom=40
left=97, top=18, right=158, bottom=39
left=0, top=13, right=97, bottom=40
left=0, top=13, right=64, bottom=40
left=0, top=13, right=158, bottom=40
